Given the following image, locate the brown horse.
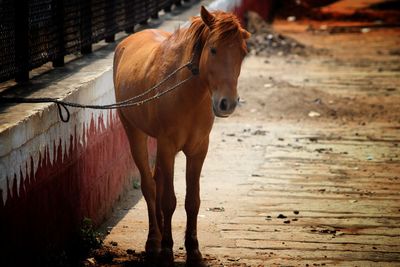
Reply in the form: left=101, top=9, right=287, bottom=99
left=113, top=6, right=250, bottom=266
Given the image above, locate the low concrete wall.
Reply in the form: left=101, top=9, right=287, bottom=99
left=0, top=44, right=157, bottom=255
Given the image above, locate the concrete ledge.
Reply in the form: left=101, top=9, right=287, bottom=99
left=0, top=45, right=118, bottom=202
left=0, top=40, right=153, bottom=253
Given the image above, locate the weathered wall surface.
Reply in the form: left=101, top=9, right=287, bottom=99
left=0, top=48, right=156, bottom=256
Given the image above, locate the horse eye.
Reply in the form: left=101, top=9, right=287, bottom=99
left=210, top=47, right=217, bottom=55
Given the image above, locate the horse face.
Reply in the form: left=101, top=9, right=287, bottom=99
left=200, top=7, right=250, bottom=118
left=202, top=40, right=245, bottom=117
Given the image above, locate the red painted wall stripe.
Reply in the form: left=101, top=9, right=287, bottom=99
left=0, top=112, right=156, bottom=262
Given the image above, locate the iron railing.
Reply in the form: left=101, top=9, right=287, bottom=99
left=0, top=0, right=178, bottom=83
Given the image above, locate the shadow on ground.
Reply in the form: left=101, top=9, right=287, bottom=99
left=84, top=245, right=228, bottom=267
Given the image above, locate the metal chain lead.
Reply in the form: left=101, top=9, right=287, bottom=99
left=103, top=60, right=194, bottom=107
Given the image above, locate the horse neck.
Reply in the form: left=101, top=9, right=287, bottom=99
left=171, top=29, right=210, bottom=105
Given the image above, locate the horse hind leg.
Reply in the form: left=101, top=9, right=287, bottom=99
left=154, top=157, right=164, bottom=236
left=119, top=115, right=161, bottom=258
left=155, top=140, right=177, bottom=266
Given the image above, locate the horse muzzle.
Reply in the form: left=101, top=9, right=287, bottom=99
left=212, top=96, right=238, bottom=118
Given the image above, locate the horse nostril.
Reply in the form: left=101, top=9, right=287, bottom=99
left=219, top=98, right=228, bottom=111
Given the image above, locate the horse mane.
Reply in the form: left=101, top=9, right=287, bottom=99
left=173, top=11, right=248, bottom=56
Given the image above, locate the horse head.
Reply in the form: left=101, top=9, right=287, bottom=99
left=197, top=6, right=250, bottom=117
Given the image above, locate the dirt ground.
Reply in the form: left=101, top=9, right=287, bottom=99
left=87, top=1, right=400, bottom=266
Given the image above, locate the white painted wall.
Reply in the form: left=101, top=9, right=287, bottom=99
left=208, top=0, right=242, bottom=11
left=0, top=63, right=116, bottom=203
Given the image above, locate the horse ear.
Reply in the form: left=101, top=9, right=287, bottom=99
left=201, top=6, right=215, bottom=28
left=241, top=29, right=251, bottom=39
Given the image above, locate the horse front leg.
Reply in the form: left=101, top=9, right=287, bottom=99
left=184, top=140, right=209, bottom=267
left=120, top=122, right=162, bottom=259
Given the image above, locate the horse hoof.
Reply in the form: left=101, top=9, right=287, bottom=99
left=186, top=260, right=207, bottom=267
left=186, top=250, right=207, bottom=267
left=145, top=250, right=160, bottom=259
left=159, top=248, right=174, bottom=267
left=145, top=238, right=161, bottom=258
left=145, top=248, right=161, bottom=265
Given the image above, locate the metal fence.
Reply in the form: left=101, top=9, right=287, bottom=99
left=0, top=0, right=177, bottom=83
